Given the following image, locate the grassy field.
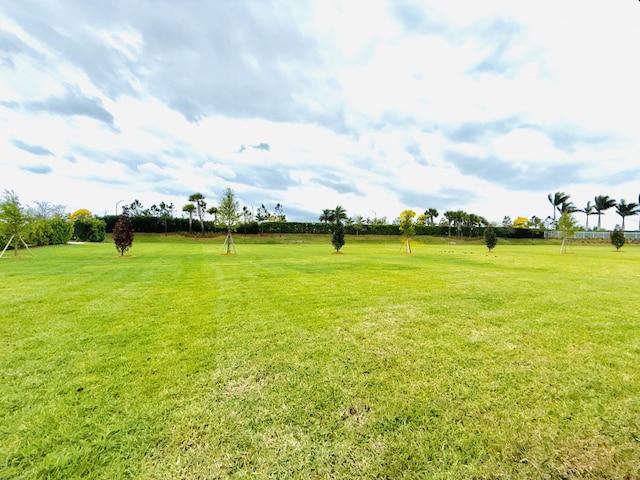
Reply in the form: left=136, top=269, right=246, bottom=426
left=1, top=234, right=639, bottom=479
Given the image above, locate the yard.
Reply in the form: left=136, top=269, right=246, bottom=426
left=1, top=235, right=639, bottom=478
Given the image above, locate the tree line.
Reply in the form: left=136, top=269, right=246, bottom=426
left=3, top=187, right=637, bottom=256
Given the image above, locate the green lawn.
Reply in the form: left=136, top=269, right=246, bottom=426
left=1, top=235, right=639, bottom=479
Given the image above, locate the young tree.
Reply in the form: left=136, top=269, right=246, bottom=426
left=331, top=221, right=345, bottom=253
left=330, top=205, right=347, bottom=253
left=241, top=206, right=252, bottom=233
left=557, top=211, right=578, bottom=253
left=484, top=224, right=497, bottom=251
left=610, top=226, right=625, bottom=251
left=256, top=204, right=270, bottom=232
left=218, top=187, right=241, bottom=254
left=188, top=193, right=207, bottom=233
left=182, top=204, right=195, bottom=233
left=398, top=209, right=416, bottom=253
left=158, top=202, right=174, bottom=235
left=0, top=190, right=29, bottom=257
left=113, top=206, right=134, bottom=256
left=273, top=203, right=285, bottom=236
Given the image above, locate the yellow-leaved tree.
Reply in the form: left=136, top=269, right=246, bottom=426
left=398, top=209, right=416, bottom=253
left=512, top=216, right=529, bottom=229
left=68, top=209, right=92, bottom=221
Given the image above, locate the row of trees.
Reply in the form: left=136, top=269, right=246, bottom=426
left=548, top=192, right=640, bottom=230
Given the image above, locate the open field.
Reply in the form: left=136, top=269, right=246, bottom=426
left=1, top=235, right=640, bottom=479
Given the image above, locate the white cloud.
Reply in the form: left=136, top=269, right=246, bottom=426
left=0, top=1, right=638, bottom=229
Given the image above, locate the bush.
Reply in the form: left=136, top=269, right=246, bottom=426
left=610, top=226, right=625, bottom=251
left=25, top=218, right=53, bottom=246
left=484, top=225, right=497, bottom=251
left=74, top=216, right=106, bottom=242
left=50, top=217, right=73, bottom=244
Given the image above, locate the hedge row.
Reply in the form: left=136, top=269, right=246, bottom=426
left=101, top=215, right=544, bottom=239
left=0, top=217, right=74, bottom=249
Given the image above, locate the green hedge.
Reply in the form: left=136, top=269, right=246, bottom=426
left=100, top=216, right=544, bottom=239
left=74, top=217, right=106, bottom=242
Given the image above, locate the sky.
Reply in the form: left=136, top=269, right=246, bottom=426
left=1, top=0, right=639, bottom=229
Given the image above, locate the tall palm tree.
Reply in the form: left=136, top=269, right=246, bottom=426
left=579, top=201, right=595, bottom=230
left=182, top=203, right=196, bottom=233
left=443, top=211, right=455, bottom=237
left=207, top=206, right=218, bottom=225
left=593, top=195, right=617, bottom=229
left=188, top=193, right=206, bottom=233
left=452, top=210, right=467, bottom=239
left=558, top=201, right=577, bottom=215
left=426, top=208, right=439, bottom=226
left=330, top=205, right=348, bottom=225
left=319, top=209, right=332, bottom=224
left=615, top=199, right=640, bottom=230
left=548, top=192, right=570, bottom=221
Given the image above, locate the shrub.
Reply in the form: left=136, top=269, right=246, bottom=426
left=74, top=217, right=106, bottom=242
left=25, top=219, right=53, bottom=246
left=50, top=217, right=73, bottom=244
left=484, top=225, right=497, bottom=251
left=331, top=223, right=345, bottom=252
left=610, top=226, right=625, bottom=251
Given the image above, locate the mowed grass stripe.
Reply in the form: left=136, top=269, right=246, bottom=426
left=1, top=236, right=639, bottom=478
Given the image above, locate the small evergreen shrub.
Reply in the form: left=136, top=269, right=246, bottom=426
left=331, top=223, right=345, bottom=252
left=484, top=225, right=497, bottom=251
left=610, top=226, right=625, bottom=251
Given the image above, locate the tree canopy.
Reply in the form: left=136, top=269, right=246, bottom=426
left=218, top=187, right=241, bottom=233
left=0, top=190, right=28, bottom=256
left=112, top=207, right=134, bottom=256
left=398, top=209, right=416, bottom=253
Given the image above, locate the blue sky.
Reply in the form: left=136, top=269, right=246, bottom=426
left=1, top=1, right=639, bottom=229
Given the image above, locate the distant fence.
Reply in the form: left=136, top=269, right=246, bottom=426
left=545, top=230, right=640, bottom=240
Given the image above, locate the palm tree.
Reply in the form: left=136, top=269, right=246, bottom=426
left=319, top=209, right=332, bottom=224
left=330, top=205, right=348, bottom=225
left=443, top=211, right=455, bottom=237
left=548, top=192, right=570, bottom=222
left=593, top=195, right=617, bottom=229
left=182, top=204, right=196, bottom=233
left=188, top=193, right=206, bottom=233
left=558, top=201, right=577, bottom=215
left=207, top=206, right=218, bottom=225
left=579, top=201, right=595, bottom=230
left=615, top=199, right=640, bottom=230
left=426, top=208, right=439, bottom=226
left=467, top=213, right=484, bottom=238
